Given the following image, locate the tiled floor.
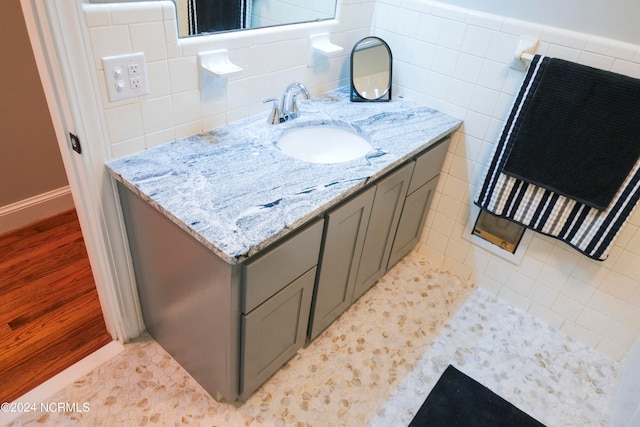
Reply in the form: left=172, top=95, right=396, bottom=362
left=7, top=252, right=618, bottom=426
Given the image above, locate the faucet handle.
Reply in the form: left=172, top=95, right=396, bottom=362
left=263, top=98, right=281, bottom=125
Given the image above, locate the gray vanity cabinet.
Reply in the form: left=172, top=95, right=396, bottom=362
left=240, top=219, right=323, bottom=396
left=308, top=186, right=376, bottom=340
left=352, top=162, right=414, bottom=301
left=388, top=137, right=451, bottom=268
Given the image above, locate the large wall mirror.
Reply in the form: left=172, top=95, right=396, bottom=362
left=91, top=0, right=338, bottom=38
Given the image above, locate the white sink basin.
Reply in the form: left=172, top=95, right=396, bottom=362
left=277, top=126, right=372, bottom=164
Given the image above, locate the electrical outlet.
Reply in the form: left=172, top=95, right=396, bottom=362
left=102, top=52, right=149, bottom=102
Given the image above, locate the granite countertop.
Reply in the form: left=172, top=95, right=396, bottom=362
left=106, top=87, right=462, bottom=264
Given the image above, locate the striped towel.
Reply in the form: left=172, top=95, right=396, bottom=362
left=475, top=55, right=640, bottom=261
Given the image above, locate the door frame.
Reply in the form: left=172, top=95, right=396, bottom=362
left=20, top=0, right=144, bottom=341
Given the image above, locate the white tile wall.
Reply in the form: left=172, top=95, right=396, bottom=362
left=373, top=0, right=640, bottom=360
left=82, top=0, right=373, bottom=158
left=83, top=0, right=640, bottom=361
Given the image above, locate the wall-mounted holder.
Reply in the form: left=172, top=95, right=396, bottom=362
left=510, top=38, right=539, bottom=71
left=308, top=33, right=343, bottom=67
left=198, top=49, right=242, bottom=78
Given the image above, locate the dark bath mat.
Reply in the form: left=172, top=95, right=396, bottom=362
left=409, top=365, right=545, bottom=427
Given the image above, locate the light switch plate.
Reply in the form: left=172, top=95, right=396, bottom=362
left=102, top=52, right=149, bottom=102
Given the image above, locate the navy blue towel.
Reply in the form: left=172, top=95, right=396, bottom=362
left=502, top=57, right=640, bottom=211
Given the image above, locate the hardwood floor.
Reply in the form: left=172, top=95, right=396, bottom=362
left=0, top=209, right=112, bottom=403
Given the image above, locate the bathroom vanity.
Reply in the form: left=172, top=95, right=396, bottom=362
left=107, top=87, right=461, bottom=401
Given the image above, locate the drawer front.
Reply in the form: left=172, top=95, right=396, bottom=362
left=242, top=218, right=323, bottom=313
left=408, top=137, right=450, bottom=194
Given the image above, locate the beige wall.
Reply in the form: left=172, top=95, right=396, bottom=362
left=0, top=0, right=68, bottom=208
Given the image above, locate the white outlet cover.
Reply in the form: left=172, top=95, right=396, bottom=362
left=102, top=52, right=149, bottom=102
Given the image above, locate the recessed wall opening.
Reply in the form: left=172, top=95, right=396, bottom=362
left=471, top=210, right=526, bottom=254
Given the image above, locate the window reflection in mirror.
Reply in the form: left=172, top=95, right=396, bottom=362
left=91, top=0, right=338, bottom=38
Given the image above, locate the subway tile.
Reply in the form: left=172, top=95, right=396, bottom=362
left=430, top=2, right=467, bottom=22
left=109, top=2, right=163, bottom=25
left=476, top=59, right=509, bottom=91
left=497, top=286, right=531, bottom=311
left=144, top=128, right=176, bottom=149
left=527, top=282, right=557, bottom=308
left=172, top=90, right=201, bottom=125
left=415, top=14, right=444, bottom=44
left=168, top=57, right=199, bottom=93
left=546, top=245, right=580, bottom=275
left=446, top=79, right=474, bottom=108
left=544, top=44, right=581, bottom=62
left=425, top=228, right=449, bottom=254
left=576, top=307, right=610, bottom=336
left=461, top=25, right=493, bottom=57
left=527, top=303, right=565, bottom=330
left=464, top=10, right=504, bottom=31
left=431, top=212, right=456, bottom=238
left=474, top=272, right=502, bottom=294
left=603, top=322, right=638, bottom=352
left=484, top=257, right=511, bottom=284
left=396, top=7, right=421, bottom=38
left=464, top=246, right=491, bottom=273
left=584, top=36, right=637, bottom=61
left=89, top=26, right=132, bottom=70
left=453, top=53, right=484, bottom=83
left=612, top=251, right=640, bottom=282
left=551, top=293, right=583, bottom=322
left=561, top=276, right=596, bottom=305
left=542, top=27, right=587, bottom=50
left=587, top=290, right=632, bottom=326
left=560, top=321, right=601, bottom=349
left=460, top=110, right=491, bottom=140
left=105, top=103, right=144, bottom=143
left=83, top=4, right=112, bottom=28
left=500, top=18, right=544, bottom=40
left=146, top=61, right=172, bottom=98
left=536, top=264, right=570, bottom=292
left=485, top=31, right=519, bottom=64
left=517, top=255, right=545, bottom=280
left=445, top=238, right=470, bottom=264
left=141, top=96, right=174, bottom=134
left=600, top=270, right=640, bottom=301
left=468, top=86, right=499, bottom=115
left=596, top=340, right=627, bottom=361
left=577, top=51, right=615, bottom=70
left=130, top=22, right=168, bottom=62
left=506, top=270, right=535, bottom=296
left=438, top=19, right=467, bottom=50
left=625, top=227, right=640, bottom=255
left=111, top=137, right=146, bottom=159
left=611, top=59, right=640, bottom=79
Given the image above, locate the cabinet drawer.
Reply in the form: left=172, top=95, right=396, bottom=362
left=407, top=137, right=450, bottom=194
left=242, top=219, right=323, bottom=313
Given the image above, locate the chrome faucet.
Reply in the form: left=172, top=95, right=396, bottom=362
left=263, top=82, right=311, bottom=124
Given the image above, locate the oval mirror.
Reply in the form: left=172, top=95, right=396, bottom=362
left=350, top=37, right=392, bottom=102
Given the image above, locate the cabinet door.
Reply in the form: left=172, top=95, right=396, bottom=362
left=352, top=162, right=414, bottom=301
left=309, top=186, right=375, bottom=340
left=241, top=267, right=315, bottom=396
left=387, top=176, right=438, bottom=269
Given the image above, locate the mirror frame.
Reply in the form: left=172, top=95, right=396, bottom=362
left=350, top=37, right=392, bottom=102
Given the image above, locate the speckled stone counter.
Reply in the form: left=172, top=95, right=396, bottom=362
left=106, top=87, right=462, bottom=264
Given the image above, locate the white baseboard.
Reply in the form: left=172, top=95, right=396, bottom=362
left=0, top=186, right=74, bottom=234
